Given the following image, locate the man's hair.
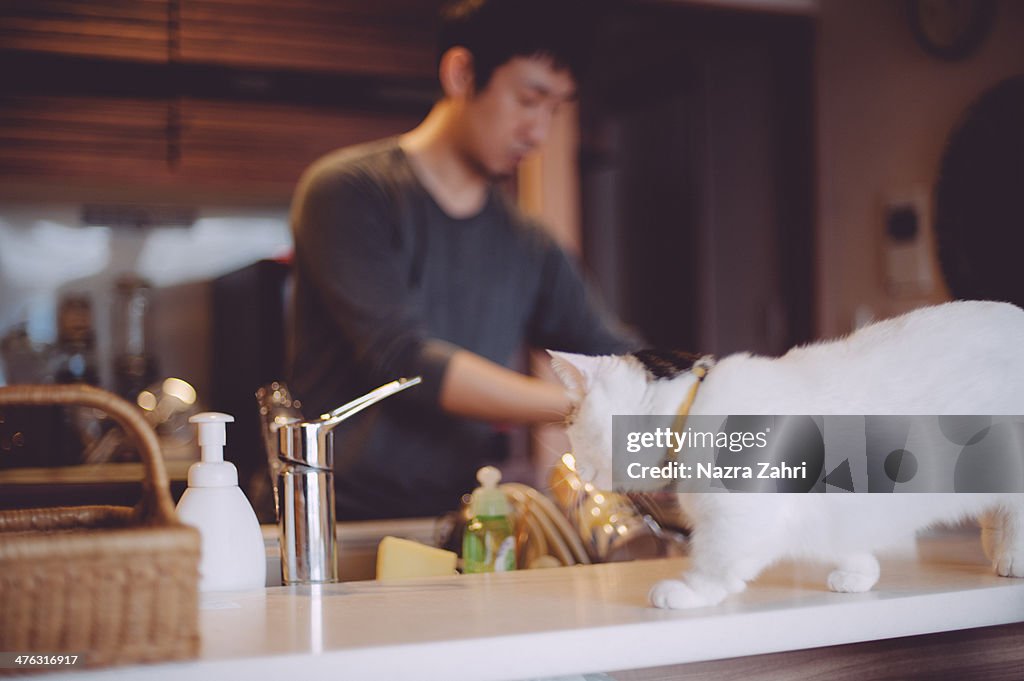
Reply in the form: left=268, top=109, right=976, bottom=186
left=438, top=0, right=592, bottom=92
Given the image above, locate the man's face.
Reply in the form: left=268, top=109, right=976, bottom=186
left=457, top=56, right=577, bottom=180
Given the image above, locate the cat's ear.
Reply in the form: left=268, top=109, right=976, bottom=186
left=547, top=350, right=600, bottom=398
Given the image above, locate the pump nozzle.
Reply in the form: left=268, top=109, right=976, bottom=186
left=470, top=466, right=509, bottom=517
left=189, top=412, right=235, bottom=463
left=477, top=465, right=501, bottom=489
left=187, top=412, right=237, bottom=487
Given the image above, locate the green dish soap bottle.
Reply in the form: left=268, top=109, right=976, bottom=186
left=463, top=466, right=516, bottom=573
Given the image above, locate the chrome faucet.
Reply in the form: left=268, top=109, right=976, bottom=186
left=265, top=376, right=422, bottom=585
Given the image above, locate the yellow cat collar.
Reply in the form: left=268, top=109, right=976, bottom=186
left=672, top=355, right=715, bottom=430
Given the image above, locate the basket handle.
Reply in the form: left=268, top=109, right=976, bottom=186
left=0, top=384, right=178, bottom=524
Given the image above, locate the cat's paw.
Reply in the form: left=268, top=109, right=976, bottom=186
left=994, top=548, right=1024, bottom=578
left=827, top=557, right=876, bottom=593
left=827, top=554, right=880, bottom=593
left=827, top=569, right=876, bottom=593
left=648, top=579, right=726, bottom=609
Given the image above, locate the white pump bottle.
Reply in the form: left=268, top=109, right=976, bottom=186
left=176, top=412, right=266, bottom=591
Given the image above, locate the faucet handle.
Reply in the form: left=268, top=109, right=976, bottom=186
left=276, top=376, right=423, bottom=470
left=317, top=376, right=423, bottom=427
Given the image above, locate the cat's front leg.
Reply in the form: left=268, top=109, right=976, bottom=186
left=649, top=572, right=731, bottom=609
left=651, top=544, right=770, bottom=606
left=827, top=553, right=880, bottom=593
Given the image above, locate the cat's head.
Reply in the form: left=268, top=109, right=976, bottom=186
left=549, top=349, right=703, bottom=489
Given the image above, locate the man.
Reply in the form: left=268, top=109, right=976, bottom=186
left=289, top=0, right=638, bottom=519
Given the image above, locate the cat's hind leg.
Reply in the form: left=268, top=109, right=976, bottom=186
left=980, top=509, right=1003, bottom=562
left=991, top=499, right=1024, bottom=578
left=827, top=553, right=880, bottom=593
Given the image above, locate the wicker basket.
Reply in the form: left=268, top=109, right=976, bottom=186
left=0, top=385, right=200, bottom=670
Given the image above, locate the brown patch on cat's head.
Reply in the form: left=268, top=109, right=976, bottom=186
left=630, top=349, right=702, bottom=380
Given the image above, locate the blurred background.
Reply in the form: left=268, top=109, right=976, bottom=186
left=1, top=0, right=1022, bottom=514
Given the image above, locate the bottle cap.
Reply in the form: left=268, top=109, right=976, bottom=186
left=470, top=465, right=510, bottom=518
left=187, top=412, right=238, bottom=487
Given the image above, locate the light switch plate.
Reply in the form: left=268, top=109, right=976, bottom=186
left=883, top=191, right=935, bottom=298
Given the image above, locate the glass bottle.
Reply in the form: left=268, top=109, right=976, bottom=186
left=112, top=274, right=158, bottom=400
left=53, top=293, right=98, bottom=386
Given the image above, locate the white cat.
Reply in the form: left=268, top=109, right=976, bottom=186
left=550, top=300, right=1024, bottom=609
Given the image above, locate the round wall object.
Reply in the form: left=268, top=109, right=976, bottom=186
left=907, top=0, right=996, bottom=61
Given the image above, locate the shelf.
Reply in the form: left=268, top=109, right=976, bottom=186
left=0, top=459, right=191, bottom=484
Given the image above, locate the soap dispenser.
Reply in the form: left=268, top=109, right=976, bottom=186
left=462, top=466, right=516, bottom=573
left=176, top=412, right=266, bottom=591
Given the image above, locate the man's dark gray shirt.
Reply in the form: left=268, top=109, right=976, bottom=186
left=289, top=139, right=637, bottom=519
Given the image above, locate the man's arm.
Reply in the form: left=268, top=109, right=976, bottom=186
left=438, top=349, right=570, bottom=424
left=437, top=225, right=639, bottom=426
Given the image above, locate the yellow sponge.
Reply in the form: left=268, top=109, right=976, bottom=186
left=376, top=536, right=458, bottom=580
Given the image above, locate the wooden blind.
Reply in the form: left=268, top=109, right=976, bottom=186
left=0, top=1, right=441, bottom=198
left=0, top=0, right=169, bottom=62
left=178, top=0, right=442, bottom=77
left=0, top=0, right=445, bottom=76
left=0, top=94, right=170, bottom=182
left=175, top=98, right=420, bottom=197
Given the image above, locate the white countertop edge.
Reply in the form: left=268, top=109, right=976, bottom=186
left=58, top=581, right=1024, bottom=681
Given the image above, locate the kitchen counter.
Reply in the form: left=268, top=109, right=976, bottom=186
left=50, top=529, right=1024, bottom=680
